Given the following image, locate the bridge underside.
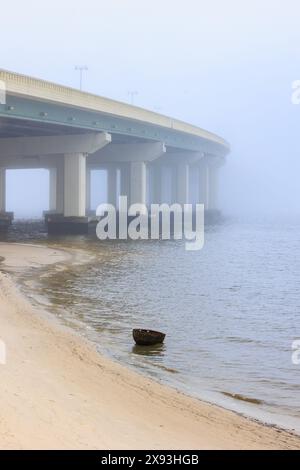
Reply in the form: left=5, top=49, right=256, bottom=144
left=0, top=116, right=151, bottom=145
left=0, top=82, right=228, bottom=233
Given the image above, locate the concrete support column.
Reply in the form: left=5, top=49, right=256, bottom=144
left=107, top=165, right=117, bottom=207
left=150, top=164, right=162, bottom=204
left=47, top=153, right=88, bottom=234
left=56, top=159, right=64, bottom=214
left=209, top=166, right=219, bottom=210
left=188, top=164, right=199, bottom=205
left=48, top=160, right=64, bottom=214
left=170, top=166, right=177, bottom=204
left=176, top=163, right=189, bottom=205
left=0, top=168, right=13, bottom=230
left=130, top=161, right=147, bottom=207
left=198, top=163, right=209, bottom=208
left=64, top=153, right=86, bottom=217
left=0, top=168, right=6, bottom=212
left=86, top=167, right=91, bottom=213
left=120, top=164, right=130, bottom=199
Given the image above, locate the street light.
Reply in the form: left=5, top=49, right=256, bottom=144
left=75, top=65, right=88, bottom=91
left=128, top=90, right=138, bottom=105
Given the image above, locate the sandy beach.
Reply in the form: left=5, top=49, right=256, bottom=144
left=0, top=242, right=299, bottom=450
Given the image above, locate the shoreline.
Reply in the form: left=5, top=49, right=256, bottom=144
left=0, top=242, right=300, bottom=449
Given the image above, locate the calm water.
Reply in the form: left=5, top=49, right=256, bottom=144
left=2, top=217, right=300, bottom=432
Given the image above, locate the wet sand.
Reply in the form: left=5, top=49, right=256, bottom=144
left=0, top=242, right=299, bottom=449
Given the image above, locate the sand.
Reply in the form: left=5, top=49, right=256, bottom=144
left=0, top=242, right=299, bottom=450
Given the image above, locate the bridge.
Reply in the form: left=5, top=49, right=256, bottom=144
left=0, top=69, right=230, bottom=233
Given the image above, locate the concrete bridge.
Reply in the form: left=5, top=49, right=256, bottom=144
left=0, top=69, right=230, bottom=233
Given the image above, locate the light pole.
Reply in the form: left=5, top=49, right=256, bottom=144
left=128, top=90, right=138, bottom=105
left=75, top=65, right=88, bottom=91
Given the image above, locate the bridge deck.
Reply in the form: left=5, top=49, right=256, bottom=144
left=0, top=69, right=229, bottom=155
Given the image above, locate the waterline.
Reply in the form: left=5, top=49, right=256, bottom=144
left=4, top=218, right=300, bottom=434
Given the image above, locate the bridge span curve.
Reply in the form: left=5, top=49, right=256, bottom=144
left=0, top=69, right=230, bottom=232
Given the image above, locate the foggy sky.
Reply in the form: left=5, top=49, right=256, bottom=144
left=1, top=0, right=300, bottom=217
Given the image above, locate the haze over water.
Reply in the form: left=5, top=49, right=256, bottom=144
left=3, top=217, right=300, bottom=432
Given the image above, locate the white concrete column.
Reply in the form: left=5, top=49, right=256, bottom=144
left=120, top=164, right=130, bottom=198
left=188, top=164, right=199, bottom=205
left=198, top=163, right=209, bottom=208
left=0, top=168, right=6, bottom=212
left=49, top=160, right=64, bottom=213
left=64, top=153, right=86, bottom=217
left=86, top=167, right=91, bottom=212
left=130, top=161, right=147, bottom=206
left=176, top=162, right=189, bottom=205
left=107, top=166, right=117, bottom=206
left=170, top=166, right=177, bottom=204
left=198, top=163, right=219, bottom=210
left=150, top=164, right=162, bottom=204
left=209, top=166, right=218, bottom=210
left=56, top=158, right=64, bottom=214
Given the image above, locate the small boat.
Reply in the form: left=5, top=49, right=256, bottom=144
left=132, top=329, right=166, bottom=346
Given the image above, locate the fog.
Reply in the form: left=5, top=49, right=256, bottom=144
left=1, top=0, right=300, bottom=217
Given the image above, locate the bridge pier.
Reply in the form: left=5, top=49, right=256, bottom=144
left=120, top=163, right=130, bottom=202
left=64, top=153, right=86, bottom=218
left=86, top=167, right=91, bottom=214
left=48, top=160, right=64, bottom=214
left=130, top=161, right=147, bottom=208
left=47, top=153, right=89, bottom=234
left=88, top=142, right=166, bottom=210
left=198, top=160, right=218, bottom=210
left=36, top=132, right=111, bottom=234
left=107, top=165, right=118, bottom=207
left=197, top=157, right=223, bottom=222
left=149, top=163, right=162, bottom=204
left=0, top=127, right=226, bottom=235
left=0, top=70, right=229, bottom=234
left=0, top=168, right=13, bottom=231
left=198, top=161, right=209, bottom=208
left=176, top=162, right=190, bottom=206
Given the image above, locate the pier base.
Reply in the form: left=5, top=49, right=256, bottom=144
left=45, top=214, right=89, bottom=235
left=0, top=212, right=14, bottom=231
left=44, top=210, right=223, bottom=236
